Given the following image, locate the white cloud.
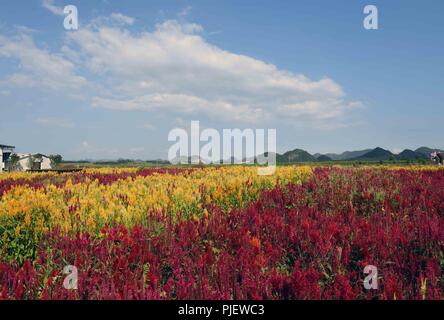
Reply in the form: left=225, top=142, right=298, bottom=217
left=110, top=13, right=135, bottom=25
left=88, top=13, right=136, bottom=29
left=14, top=25, right=38, bottom=34
left=63, top=19, right=357, bottom=127
left=91, top=94, right=269, bottom=122
left=0, top=15, right=362, bottom=129
left=42, top=0, right=64, bottom=16
left=35, top=117, right=76, bottom=128
left=0, top=33, right=87, bottom=91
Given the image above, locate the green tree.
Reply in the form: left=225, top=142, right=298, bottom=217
left=7, top=153, right=20, bottom=171
left=49, top=154, right=63, bottom=168
left=27, top=155, right=34, bottom=170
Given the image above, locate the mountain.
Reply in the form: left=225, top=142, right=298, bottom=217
left=325, top=149, right=372, bottom=160
left=255, top=149, right=316, bottom=163
left=173, top=146, right=442, bottom=165
left=396, top=149, right=428, bottom=160
left=351, top=147, right=395, bottom=161
left=316, top=154, right=332, bottom=161
left=415, top=147, right=444, bottom=156
left=339, top=149, right=373, bottom=160
left=322, top=153, right=340, bottom=160
left=281, top=149, right=317, bottom=163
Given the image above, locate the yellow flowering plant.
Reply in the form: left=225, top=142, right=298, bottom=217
left=0, top=166, right=312, bottom=262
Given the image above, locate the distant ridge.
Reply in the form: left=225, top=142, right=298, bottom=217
left=350, top=147, right=433, bottom=161
left=324, top=149, right=372, bottom=161
left=173, top=146, right=441, bottom=164
left=257, top=146, right=441, bottom=163
left=66, top=146, right=442, bottom=164
left=351, top=147, right=395, bottom=161
left=281, top=149, right=317, bottom=163
left=397, top=149, right=428, bottom=160
left=415, top=146, right=444, bottom=156
left=316, top=154, right=332, bottom=161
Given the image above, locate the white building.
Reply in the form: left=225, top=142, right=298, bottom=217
left=15, top=153, right=53, bottom=171
left=0, top=144, right=15, bottom=172
left=0, top=145, right=54, bottom=172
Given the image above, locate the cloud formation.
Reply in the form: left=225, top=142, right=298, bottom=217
left=66, top=19, right=359, bottom=126
left=1, top=14, right=362, bottom=128
left=110, top=13, right=135, bottom=26
left=42, top=0, right=64, bottom=16
left=0, top=33, right=87, bottom=91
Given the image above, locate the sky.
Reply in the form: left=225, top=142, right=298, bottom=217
left=0, top=0, right=443, bottom=160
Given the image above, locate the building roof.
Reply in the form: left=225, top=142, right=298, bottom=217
left=0, top=144, right=15, bottom=149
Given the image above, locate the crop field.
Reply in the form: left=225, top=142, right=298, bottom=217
left=0, top=165, right=444, bottom=299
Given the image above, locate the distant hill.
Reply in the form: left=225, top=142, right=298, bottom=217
left=316, top=154, right=332, bottom=161
left=223, top=146, right=439, bottom=164
left=314, top=147, right=441, bottom=162
left=351, top=147, right=395, bottom=161
left=415, top=147, right=444, bottom=156
left=95, top=146, right=442, bottom=165
left=338, top=149, right=373, bottom=160
left=325, top=149, right=372, bottom=160
left=396, top=149, right=428, bottom=160
left=255, top=149, right=316, bottom=164
left=281, top=149, right=317, bottom=163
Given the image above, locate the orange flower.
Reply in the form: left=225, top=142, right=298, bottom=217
left=24, top=212, right=31, bottom=226
left=15, top=225, right=21, bottom=236
left=250, top=237, right=261, bottom=250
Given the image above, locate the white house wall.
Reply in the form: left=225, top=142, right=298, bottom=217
left=17, top=156, right=53, bottom=171
left=0, top=148, right=4, bottom=172
left=17, top=158, right=30, bottom=171
left=41, top=157, right=52, bottom=170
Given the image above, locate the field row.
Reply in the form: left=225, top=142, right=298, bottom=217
left=1, top=166, right=444, bottom=299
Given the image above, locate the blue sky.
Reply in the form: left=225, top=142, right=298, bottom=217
left=0, top=0, right=443, bottom=160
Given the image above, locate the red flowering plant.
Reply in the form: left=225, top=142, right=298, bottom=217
left=1, top=167, right=443, bottom=300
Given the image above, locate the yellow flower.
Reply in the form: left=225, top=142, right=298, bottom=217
left=0, top=165, right=314, bottom=237
left=24, top=212, right=31, bottom=226
left=421, top=277, right=427, bottom=300
left=15, top=225, right=21, bottom=236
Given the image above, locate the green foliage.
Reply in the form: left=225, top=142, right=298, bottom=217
left=0, top=215, right=38, bottom=265
left=49, top=154, right=63, bottom=168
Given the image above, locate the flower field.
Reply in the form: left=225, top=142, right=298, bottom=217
left=1, top=165, right=444, bottom=299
